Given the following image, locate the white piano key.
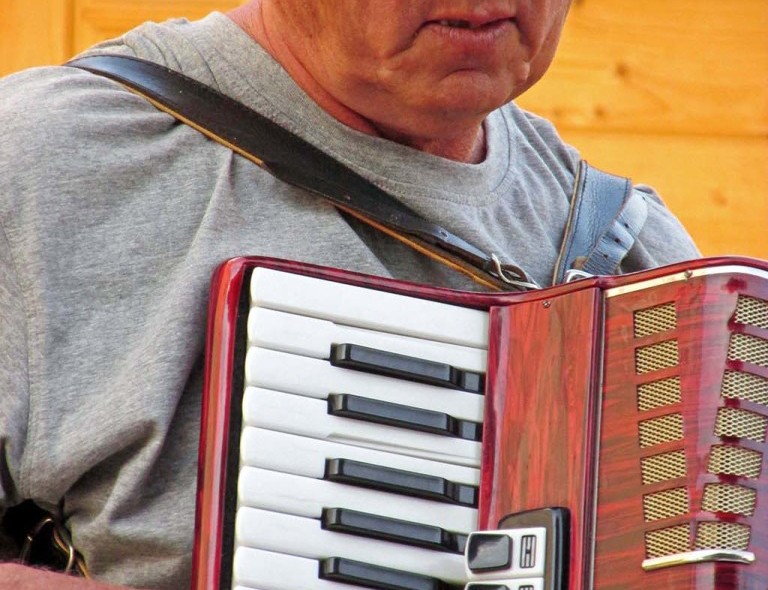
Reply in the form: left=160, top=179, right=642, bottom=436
left=240, top=427, right=480, bottom=486
left=236, top=508, right=468, bottom=583
left=237, top=467, right=478, bottom=533
left=242, top=387, right=482, bottom=467
left=247, top=307, right=488, bottom=371
left=234, top=548, right=367, bottom=590
left=245, top=347, right=484, bottom=423
left=250, top=267, right=489, bottom=348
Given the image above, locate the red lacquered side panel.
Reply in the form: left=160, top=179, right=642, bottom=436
left=480, top=287, right=603, bottom=590
left=193, top=257, right=250, bottom=590
left=594, top=269, right=768, bottom=589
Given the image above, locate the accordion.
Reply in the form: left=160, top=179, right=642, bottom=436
left=191, top=256, right=768, bottom=590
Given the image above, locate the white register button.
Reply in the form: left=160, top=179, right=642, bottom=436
left=465, top=527, right=547, bottom=581
left=465, top=579, right=544, bottom=590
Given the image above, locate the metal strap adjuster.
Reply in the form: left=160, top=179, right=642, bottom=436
left=19, top=515, right=89, bottom=577
left=490, top=253, right=541, bottom=291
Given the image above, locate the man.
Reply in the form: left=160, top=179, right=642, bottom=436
left=0, top=0, right=698, bottom=588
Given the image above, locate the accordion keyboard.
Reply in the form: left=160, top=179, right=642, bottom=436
left=232, top=268, right=490, bottom=590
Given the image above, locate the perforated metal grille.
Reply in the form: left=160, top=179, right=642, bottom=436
left=734, top=295, right=768, bottom=330
left=695, top=522, right=751, bottom=551
left=728, top=333, right=768, bottom=369
left=643, top=487, right=690, bottom=522
left=708, top=445, right=763, bottom=478
left=701, top=483, right=757, bottom=516
left=636, top=340, right=679, bottom=374
left=721, top=370, right=768, bottom=407
left=638, top=377, right=682, bottom=411
left=715, top=408, right=768, bottom=442
left=639, top=413, right=684, bottom=448
left=641, top=450, right=687, bottom=485
left=645, top=524, right=691, bottom=558
left=634, top=303, right=677, bottom=338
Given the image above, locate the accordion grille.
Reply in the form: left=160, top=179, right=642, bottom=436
left=637, top=377, right=682, bottom=412
left=715, top=408, right=768, bottom=442
left=641, top=451, right=687, bottom=485
left=638, top=413, right=684, bottom=448
left=645, top=524, right=691, bottom=559
left=602, top=272, right=768, bottom=576
left=635, top=340, right=679, bottom=375
left=734, top=295, right=768, bottom=330
left=702, top=484, right=757, bottom=516
left=643, top=487, right=689, bottom=522
left=728, top=333, right=768, bottom=369
left=721, top=370, right=768, bottom=407
left=695, top=522, right=751, bottom=551
left=634, top=303, right=677, bottom=338
left=707, top=445, right=763, bottom=479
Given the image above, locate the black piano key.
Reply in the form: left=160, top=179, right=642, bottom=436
left=325, top=458, right=478, bottom=507
left=321, top=507, right=468, bottom=554
left=328, top=393, right=482, bottom=442
left=319, top=557, right=463, bottom=590
left=330, top=343, right=485, bottom=394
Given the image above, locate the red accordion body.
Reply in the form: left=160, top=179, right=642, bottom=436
left=193, top=256, right=768, bottom=590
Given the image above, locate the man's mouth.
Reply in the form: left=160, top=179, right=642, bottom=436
left=438, top=19, right=474, bottom=29
left=434, top=17, right=513, bottom=30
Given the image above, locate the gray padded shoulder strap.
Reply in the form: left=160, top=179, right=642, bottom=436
left=553, top=161, right=649, bottom=285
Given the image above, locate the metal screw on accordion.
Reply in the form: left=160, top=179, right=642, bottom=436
left=543, top=300, right=552, bottom=308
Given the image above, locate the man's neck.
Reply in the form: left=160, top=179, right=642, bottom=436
left=228, top=2, right=487, bottom=164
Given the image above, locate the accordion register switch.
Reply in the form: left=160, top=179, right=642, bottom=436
left=463, top=508, right=569, bottom=590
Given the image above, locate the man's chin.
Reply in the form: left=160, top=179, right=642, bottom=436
left=421, top=85, right=512, bottom=124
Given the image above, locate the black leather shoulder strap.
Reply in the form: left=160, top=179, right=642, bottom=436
left=67, top=54, right=536, bottom=290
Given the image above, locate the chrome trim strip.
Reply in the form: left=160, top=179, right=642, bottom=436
left=642, top=549, right=755, bottom=571
left=606, top=265, right=768, bottom=298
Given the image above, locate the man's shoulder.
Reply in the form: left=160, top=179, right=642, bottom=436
left=500, top=101, right=575, bottom=151
left=493, top=101, right=581, bottom=186
left=77, top=13, right=242, bottom=86
left=0, top=65, right=172, bottom=167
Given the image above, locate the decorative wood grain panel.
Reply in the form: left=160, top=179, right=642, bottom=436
left=73, top=0, right=245, bottom=54
left=0, top=0, right=71, bottom=75
left=564, top=131, right=768, bottom=258
left=517, top=0, right=768, bottom=138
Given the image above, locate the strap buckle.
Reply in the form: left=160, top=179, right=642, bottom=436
left=490, top=253, right=541, bottom=291
left=563, top=268, right=595, bottom=283
left=19, top=515, right=89, bottom=577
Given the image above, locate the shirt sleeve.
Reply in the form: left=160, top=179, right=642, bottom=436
left=0, top=211, right=31, bottom=553
left=621, top=184, right=701, bottom=273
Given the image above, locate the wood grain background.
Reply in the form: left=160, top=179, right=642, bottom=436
left=1, top=0, right=766, bottom=258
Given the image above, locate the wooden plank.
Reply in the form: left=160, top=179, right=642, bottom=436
left=73, top=0, right=245, bottom=53
left=563, top=130, right=768, bottom=259
left=517, top=0, right=768, bottom=137
left=0, top=0, right=71, bottom=75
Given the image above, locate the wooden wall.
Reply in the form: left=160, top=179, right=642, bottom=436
left=517, top=0, right=768, bottom=260
left=1, top=0, right=766, bottom=259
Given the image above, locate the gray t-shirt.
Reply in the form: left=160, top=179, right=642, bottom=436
left=0, top=12, right=698, bottom=589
